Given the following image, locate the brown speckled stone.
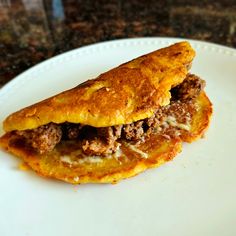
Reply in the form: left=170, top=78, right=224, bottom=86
left=0, top=0, right=235, bottom=87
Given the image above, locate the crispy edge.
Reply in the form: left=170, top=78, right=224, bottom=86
left=3, top=42, right=195, bottom=132
left=181, top=91, right=213, bottom=142
left=0, top=92, right=212, bottom=185
left=0, top=134, right=182, bottom=184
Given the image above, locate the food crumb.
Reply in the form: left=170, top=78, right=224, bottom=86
left=18, top=162, right=30, bottom=171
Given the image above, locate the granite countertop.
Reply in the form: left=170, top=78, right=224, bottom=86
left=0, top=0, right=235, bottom=87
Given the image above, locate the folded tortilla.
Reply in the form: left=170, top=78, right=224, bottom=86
left=0, top=42, right=212, bottom=184
left=3, top=42, right=195, bottom=132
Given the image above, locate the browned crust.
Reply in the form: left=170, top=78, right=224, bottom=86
left=0, top=42, right=213, bottom=184
left=181, top=91, right=213, bottom=142
left=3, top=42, right=195, bottom=132
left=0, top=133, right=182, bottom=184
left=0, top=92, right=212, bottom=184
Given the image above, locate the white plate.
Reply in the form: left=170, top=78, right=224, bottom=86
left=0, top=38, right=236, bottom=236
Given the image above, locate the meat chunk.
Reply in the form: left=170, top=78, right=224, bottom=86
left=163, top=100, right=196, bottom=124
left=171, top=74, right=205, bottom=101
left=63, top=123, right=82, bottom=139
left=17, top=123, right=62, bottom=154
left=144, top=109, right=165, bottom=136
left=97, top=125, right=122, bottom=144
left=15, top=74, right=204, bottom=156
left=82, top=138, right=120, bottom=156
left=82, top=125, right=122, bottom=156
left=123, top=121, right=145, bottom=141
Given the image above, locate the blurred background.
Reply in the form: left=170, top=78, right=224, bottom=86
left=0, top=0, right=235, bottom=87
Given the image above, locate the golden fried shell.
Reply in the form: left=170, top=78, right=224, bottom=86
left=0, top=92, right=212, bottom=184
left=3, top=42, right=195, bottom=132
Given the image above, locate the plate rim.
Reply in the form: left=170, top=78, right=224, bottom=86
left=0, top=37, right=235, bottom=104
left=0, top=37, right=236, bottom=236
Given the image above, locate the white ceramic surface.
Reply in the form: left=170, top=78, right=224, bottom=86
left=0, top=38, right=236, bottom=236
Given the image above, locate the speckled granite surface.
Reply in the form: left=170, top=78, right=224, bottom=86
left=0, top=0, right=235, bottom=87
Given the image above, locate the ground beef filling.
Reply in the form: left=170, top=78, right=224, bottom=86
left=16, top=74, right=205, bottom=156
left=17, top=123, right=62, bottom=154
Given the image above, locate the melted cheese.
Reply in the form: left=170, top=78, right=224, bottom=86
left=60, top=150, right=122, bottom=166
left=165, top=116, right=191, bottom=131
left=60, top=155, right=76, bottom=165
left=78, top=156, right=103, bottom=164
left=126, top=143, right=148, bottom=159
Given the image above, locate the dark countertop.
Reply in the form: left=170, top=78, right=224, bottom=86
left=0, top=0, right=236, bottom=88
